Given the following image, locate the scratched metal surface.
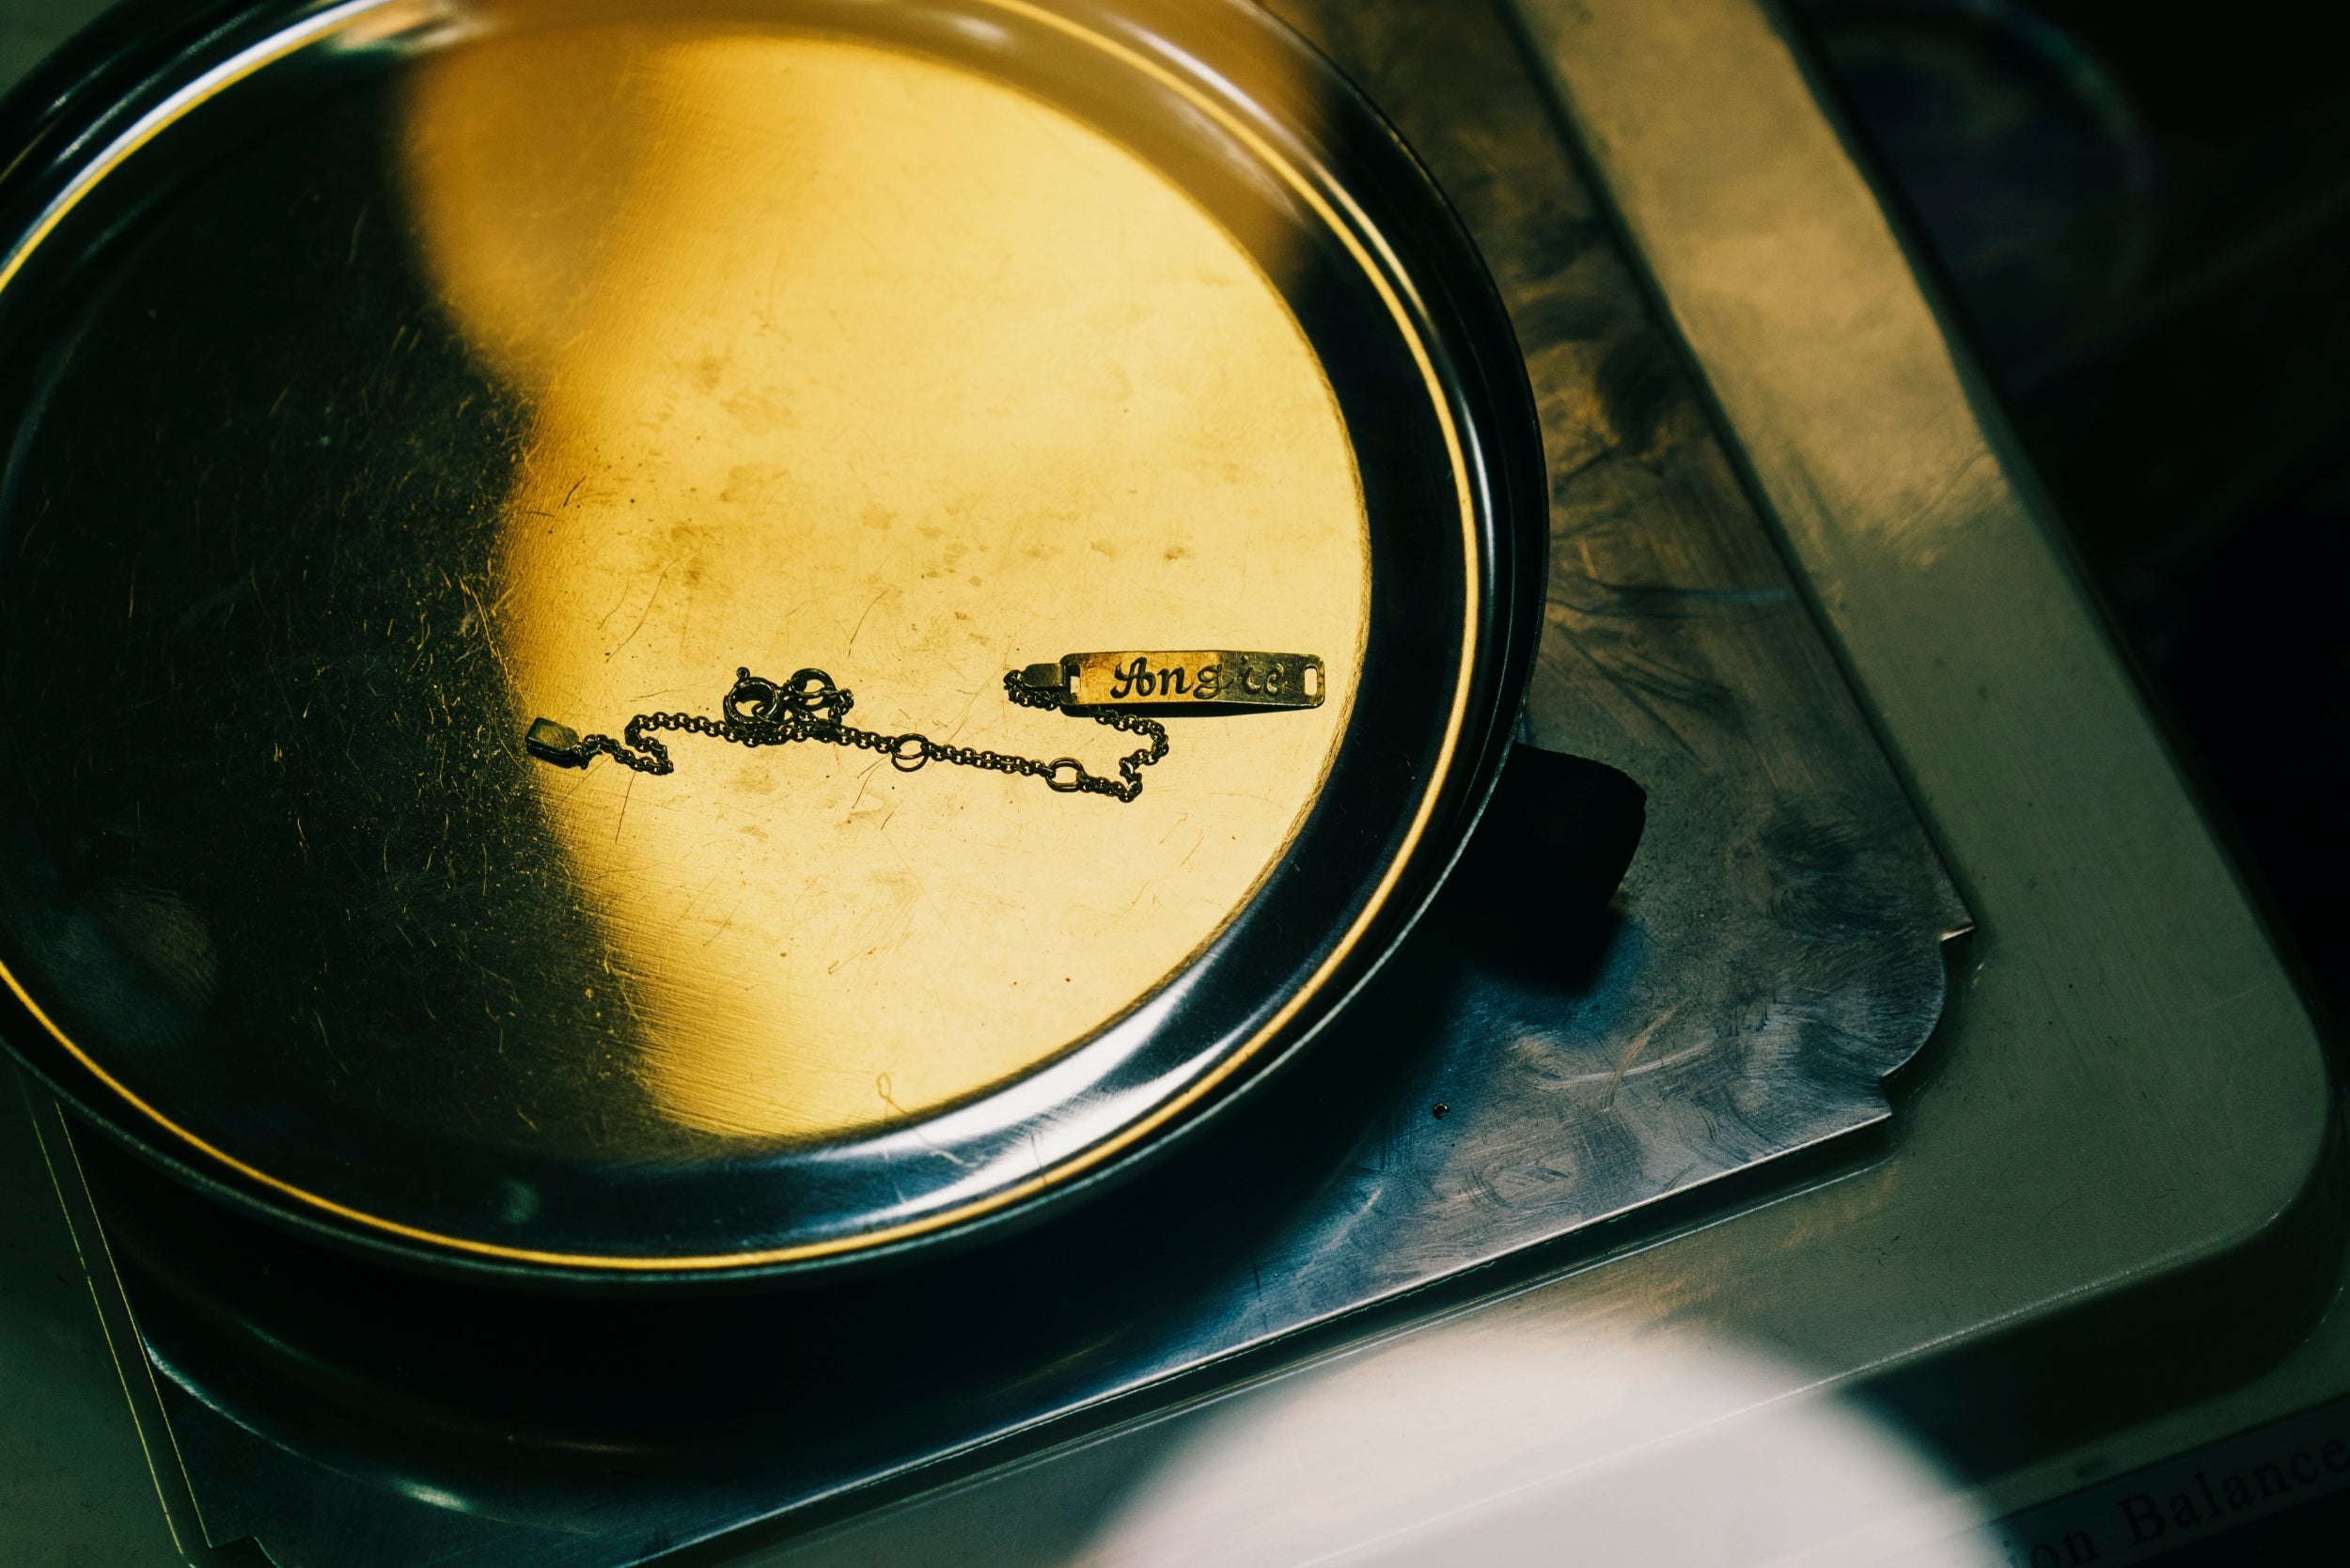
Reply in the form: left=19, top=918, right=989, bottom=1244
left=67, top=0, right=1966, bottom=1561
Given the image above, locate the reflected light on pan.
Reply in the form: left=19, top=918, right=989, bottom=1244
left=397, top=15, right=1370, bottom=1141
left=750, top=1327, right=1982, bottom=1566
left=1084, top=1336, right=1979, bottom=1566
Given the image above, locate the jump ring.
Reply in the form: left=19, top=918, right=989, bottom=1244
left=1046, top=758, right=1085, bottom=792
left=891, top=735, right=930, bottom=772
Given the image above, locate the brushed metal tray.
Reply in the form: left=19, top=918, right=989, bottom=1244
left=0, top=0, right=1543, bottom=1281
left=24, top=0, right=1965, bottom=1561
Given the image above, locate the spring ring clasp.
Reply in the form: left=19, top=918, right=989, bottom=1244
left=724, top=667, right=788, bottom=727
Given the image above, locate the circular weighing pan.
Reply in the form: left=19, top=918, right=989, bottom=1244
left=0, top=0, right=1542, bottom=1282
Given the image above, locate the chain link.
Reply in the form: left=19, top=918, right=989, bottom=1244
left=540, top=666, right=1168, bottom=803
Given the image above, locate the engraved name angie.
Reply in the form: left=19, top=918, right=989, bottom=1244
left=1104, top=653, right=1319, bottom=703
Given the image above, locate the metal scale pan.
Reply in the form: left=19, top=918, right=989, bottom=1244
left=0, top=0, right=1543, bottom=1281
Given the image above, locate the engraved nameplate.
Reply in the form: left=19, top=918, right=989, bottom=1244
left=1049, top=651, right=1325, bottom=710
